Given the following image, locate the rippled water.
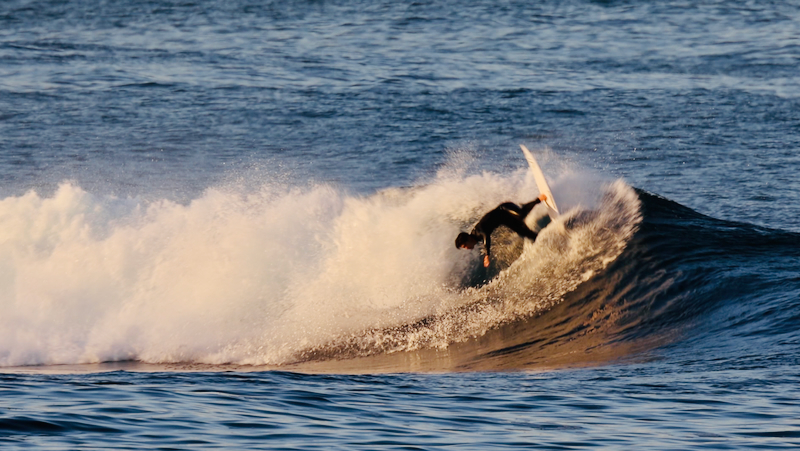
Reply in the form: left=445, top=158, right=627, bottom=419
left=3, top=366, right=800, bottom=450
left=2, top=0, right=800, bottom=449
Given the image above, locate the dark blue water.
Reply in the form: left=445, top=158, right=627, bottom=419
left=2, top=367, right=799, bottom=450
left=2, top=0, right=800, bottom=449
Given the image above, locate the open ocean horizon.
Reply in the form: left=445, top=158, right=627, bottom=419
left=2, top=0, right=799, bottom=449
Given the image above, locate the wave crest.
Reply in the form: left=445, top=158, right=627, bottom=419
left=0, top=170, right=641, bottom=369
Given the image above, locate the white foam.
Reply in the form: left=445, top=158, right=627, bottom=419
left=0, top=158, right=641, bottom=367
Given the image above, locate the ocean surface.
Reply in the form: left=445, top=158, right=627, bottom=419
left=2, top=0, right=800, bottom=449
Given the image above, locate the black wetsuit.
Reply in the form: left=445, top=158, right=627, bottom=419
left=470, top=199, right=542, bottom=259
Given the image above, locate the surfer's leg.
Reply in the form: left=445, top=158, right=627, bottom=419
left=498, top=202, right=522, bottom=215
left=506, top=219, right=538, bottom=241
left=518, top=199, right=541, bottom=218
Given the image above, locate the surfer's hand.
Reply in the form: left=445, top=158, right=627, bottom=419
left=483, top=255, right=490, bottom=267
left=539, top=194, right=547, bottom=202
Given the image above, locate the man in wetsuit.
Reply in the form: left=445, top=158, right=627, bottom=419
left=455, top=194, right=548, bottom=267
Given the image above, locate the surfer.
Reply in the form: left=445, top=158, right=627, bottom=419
left=455, top=194, right=548, bottom=267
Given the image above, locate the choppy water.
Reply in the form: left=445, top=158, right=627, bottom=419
left=2, top=0, right=800, bottom=449
left=3, top=367, right=799, bottom=450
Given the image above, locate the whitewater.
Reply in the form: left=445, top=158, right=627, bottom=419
left=0, top=153, right=640, bottom=368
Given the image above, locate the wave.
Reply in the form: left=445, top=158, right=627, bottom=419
left=297, top=179, right=641, bottom=363
left=2, top=162, right=798, bottom=372
left=292, top=187, right=800, bottom=373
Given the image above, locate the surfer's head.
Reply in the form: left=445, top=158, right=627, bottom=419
left=455, top=232, right=478, bottom=250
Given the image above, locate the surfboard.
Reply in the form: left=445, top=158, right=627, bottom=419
left=520, top=144, right=559, bottom=216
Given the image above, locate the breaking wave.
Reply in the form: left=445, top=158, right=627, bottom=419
left=3, top=156, right=797, bottom=372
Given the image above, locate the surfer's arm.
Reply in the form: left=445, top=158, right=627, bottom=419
left=471, top=222, right=493, bottom=267
left=482, top=234, right=492, bottom=267
left=519, top=197, right=543, bottom=217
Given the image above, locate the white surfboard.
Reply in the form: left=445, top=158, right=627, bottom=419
left=520, top=144, right=559, bottom=216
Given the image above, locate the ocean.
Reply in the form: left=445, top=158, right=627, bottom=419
left=2, top=0, right=800, bottom=449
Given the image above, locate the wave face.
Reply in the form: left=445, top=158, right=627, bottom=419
left=296, top=187, right=800, bottom=373
left=2, top=165, right=798, bottom=372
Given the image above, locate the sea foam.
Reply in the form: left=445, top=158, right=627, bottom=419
left=0, top=156, right=638, bottom=367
